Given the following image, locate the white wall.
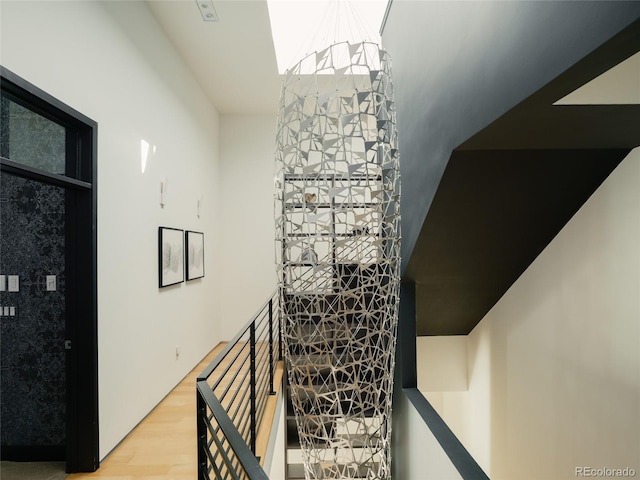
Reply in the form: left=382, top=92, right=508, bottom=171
left=417, top=336, right=468, bottom=392
left=391, top=388, right=464, bottom=480
left=219, top=114, right=278, bottom=340
left=417, top=335, right=471, bottom=446
left=264, top=388, right=286, bottom=480
left=1, top=0, right=223, bottom=458
left=418, top=148, right=640, bottom=479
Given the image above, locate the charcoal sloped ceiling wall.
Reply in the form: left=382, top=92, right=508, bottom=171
left=381, top=2, right=640, bottom=335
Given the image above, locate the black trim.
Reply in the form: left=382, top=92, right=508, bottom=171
left=398, top=282, right=417, bottom=389
left=396, top=281, right=489, bottom=479
left=1, top=66, right=99, bottom=473
left=403, top=388, right=490, bottom=480
left=1, top=64, right=95, bottom=185
left=1, top=445, right=66, bottom=462
left=196, top=383, right=269, bottom=480
left=158, top=227, right=186, bottom=288
left=185, top=230, right=205, bottom=281
left=1, top=66, right=96, bottom=132
left=0, top=157, right=92, bottom=190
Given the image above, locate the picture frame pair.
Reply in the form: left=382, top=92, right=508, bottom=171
left=158, top=227, right=204, bottom=288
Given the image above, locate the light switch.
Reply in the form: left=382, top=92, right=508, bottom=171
left=46, top=275, right=57, bottom=292
left=0, top=275, right=5, bottom=292
left=9, top=306, right=15, bottom=317
left=2, top=306, right=8, bottom=316
left=8, top=275, right=19, bottom=292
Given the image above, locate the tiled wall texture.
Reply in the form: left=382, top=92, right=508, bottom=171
left=0, top=172, right=66, bottom=449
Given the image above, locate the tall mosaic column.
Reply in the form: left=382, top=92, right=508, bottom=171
left=275, top=41, right=400, bottom=480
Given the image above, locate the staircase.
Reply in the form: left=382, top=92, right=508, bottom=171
left=282, top=289, right=394, bottom=480
left=285, top=388, right=386, bottom=479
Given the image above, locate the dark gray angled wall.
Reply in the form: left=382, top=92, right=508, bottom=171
left=382, top=2, right=640, bottom=335
left=382, top=0, right=640, bottom=273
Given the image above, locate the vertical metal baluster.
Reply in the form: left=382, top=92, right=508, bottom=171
left=196, top=387, right=207, bottom=480
left=278, top=292, right=283, bottom=361
left=269, top=298, right=275, bottom=395
left=250, top=322, right=257, bottom=454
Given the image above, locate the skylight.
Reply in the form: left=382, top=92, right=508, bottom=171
left=267, top=0, right=389, bottom=74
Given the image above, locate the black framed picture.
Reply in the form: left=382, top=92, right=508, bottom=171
left=185, top=230, right=205, bottom=281
left=159, top=227, right=184, bottom=287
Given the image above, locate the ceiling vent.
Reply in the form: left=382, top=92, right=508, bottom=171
left=196, top=0, right=219, bottom=22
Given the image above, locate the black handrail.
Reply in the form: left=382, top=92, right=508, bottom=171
left=197, top=290, right=282, bottom=480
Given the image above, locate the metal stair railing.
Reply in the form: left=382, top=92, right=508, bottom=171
left=197, top=290, right=282, bottom=480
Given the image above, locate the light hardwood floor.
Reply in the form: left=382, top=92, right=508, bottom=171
left=68, top=343, right=283, bottom=480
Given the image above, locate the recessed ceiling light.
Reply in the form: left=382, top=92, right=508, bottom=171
left=196, top=0, right=219, bottom=22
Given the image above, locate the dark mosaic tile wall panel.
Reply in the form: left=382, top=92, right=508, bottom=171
left=0, top=95, right=66, bottom=174
left=0, top=173, right=66, bottom=448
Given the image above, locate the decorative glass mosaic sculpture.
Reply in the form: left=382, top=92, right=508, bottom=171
left=275, top=41, right=400, bottom=480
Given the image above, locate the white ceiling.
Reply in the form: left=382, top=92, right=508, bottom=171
left=144, top=0, right=388, bottom=115
left=146, top=0, right=283, bottom=115
left=146, top=0, right=638, bottom=115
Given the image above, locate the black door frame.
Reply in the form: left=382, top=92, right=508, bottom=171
left=0, top=66, right=99, bottom=472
